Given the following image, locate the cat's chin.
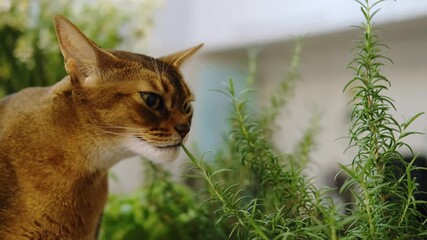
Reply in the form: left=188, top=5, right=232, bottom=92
left=126, top=138, right=181, bottom=164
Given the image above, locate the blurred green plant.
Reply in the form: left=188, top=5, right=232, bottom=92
left=0, top=0, right=159, bottom=96
left=100, top=162, right=224, bottom=240
left=339, top=0, right=426, bottom=238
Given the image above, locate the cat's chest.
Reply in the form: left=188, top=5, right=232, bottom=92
left=9, top=174, right=108, bottom=240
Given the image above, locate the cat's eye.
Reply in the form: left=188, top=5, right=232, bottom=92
left=183, top=102, right=192, bottom=114
left=140, top=92, right=162, bottom=110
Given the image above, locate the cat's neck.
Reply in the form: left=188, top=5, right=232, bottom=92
left=49, top=76, right=137, bottom=170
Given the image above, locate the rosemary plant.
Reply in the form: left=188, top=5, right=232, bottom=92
left=183, top=42, right=339, bottom=238
left=341, top=0, right=426, bottom=239
left=182, top=0, right=426, bottom=239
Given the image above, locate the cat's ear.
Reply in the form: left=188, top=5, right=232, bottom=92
left=54, top=15, right=119, bottom=84
left=159, top=43, right=204, bottom=68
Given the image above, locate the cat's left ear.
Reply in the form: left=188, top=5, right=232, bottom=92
left=159, top=43, right=204, bottom=68
left=54, top=15, right=122, bottom=85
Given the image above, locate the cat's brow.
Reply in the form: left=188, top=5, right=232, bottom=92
left=115, top=52, right=193, bottom=106
left=160, top=77, right=170, bottom=94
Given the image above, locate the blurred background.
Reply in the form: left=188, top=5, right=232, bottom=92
left=1, top=0, right=427, bottom=196
left=122, top=0, right=427, bottom=192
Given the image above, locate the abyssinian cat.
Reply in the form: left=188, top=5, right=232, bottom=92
left=0, top=15, right=202, bottom=239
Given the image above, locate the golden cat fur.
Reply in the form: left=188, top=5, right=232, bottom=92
left=0, top=16, right=202, bottom=239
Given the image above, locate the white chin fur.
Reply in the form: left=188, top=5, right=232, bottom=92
left=126, top=138, right=180, bottom=164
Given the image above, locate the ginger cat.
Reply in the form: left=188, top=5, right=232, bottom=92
left=0, top=16, right=202, bottom=239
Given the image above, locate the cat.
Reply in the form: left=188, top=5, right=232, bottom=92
left=0, top=15, right=202, bottom=240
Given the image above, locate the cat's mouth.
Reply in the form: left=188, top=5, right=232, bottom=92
left=136, top=136, right=181, bottom=149
left=157, top=143, right=181, bottom=149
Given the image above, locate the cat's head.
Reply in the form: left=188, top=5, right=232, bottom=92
left=53, top=15, right=202, bottom=164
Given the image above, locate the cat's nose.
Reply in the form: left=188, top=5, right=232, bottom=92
left=175, top=124, right=190, bottom=139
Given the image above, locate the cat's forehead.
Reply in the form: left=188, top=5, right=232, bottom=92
left=109, top=50, right=166, bottom=70
left=109, top=50, right=193, bottom=101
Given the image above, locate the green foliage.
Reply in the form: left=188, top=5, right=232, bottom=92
left=100, top=162, right=223, bottom=240
left=339, top=0, right=427, bottom=238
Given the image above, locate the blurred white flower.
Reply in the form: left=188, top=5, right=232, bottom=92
left=37, top=28, right=52, bottom=51
left=0, top=0, right=28, bottom=29
left=14, top=35, right=35, bottom=68
left=0, top=0, right=11, bottom=13
left=4, top=0, right=161, bottom=67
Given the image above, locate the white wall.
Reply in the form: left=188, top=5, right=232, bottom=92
left=152, top=0, right=427, bottom=52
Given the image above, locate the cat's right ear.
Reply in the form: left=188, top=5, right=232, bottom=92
left=54, top=15, right=118, bottom=85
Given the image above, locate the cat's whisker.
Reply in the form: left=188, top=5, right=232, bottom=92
left=110, top=144, right=135, bottom=156
left=150, top=57, right=162, bottom=84
left=164, top=55, right=175, bottom=73
left=163, top=55, right=174, bottom=74
left=92, top=131, right=127, bottom=138
left=93, top=124, right=146, bottom=131
left=90, top=124, right=150, bottom=133
left=90, top=128, right=138, bottom=139
left=92, top=129, right=136, bottom=138
left=161, top=56, right=165, bottom=73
